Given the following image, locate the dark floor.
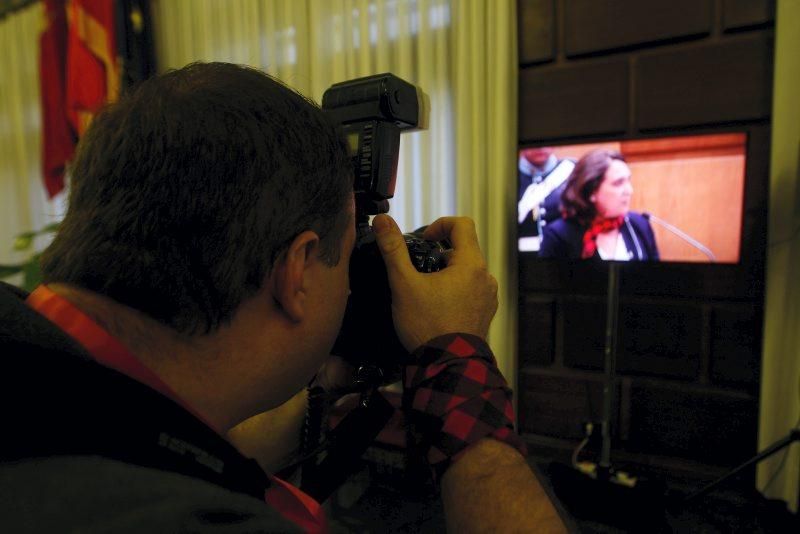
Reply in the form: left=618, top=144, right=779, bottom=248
left=325, top=452, right=799, bottom=533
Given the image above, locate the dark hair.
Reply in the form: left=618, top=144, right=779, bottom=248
left=41, top=62, right=353, bottom=334
left=560, top=148, right=626, bottom=226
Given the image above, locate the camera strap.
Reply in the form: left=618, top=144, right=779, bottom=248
left=299, top=388, right=396, bottom=503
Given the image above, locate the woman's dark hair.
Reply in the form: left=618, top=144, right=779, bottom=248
left=41, top=62, right=353, bottom=334
left=560, top=148, right=626, bottom=226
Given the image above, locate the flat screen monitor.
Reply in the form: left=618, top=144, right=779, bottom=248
left=517, top=133, right=747, bottom=264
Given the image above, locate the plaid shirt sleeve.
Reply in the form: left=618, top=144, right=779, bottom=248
left=402, top=333, right=527, bottom=481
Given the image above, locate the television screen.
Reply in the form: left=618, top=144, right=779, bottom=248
left=517, top=133, right=747, bottom=264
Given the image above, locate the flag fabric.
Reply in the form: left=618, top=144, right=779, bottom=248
left=65, top=0, right=120, bottom=136
left=39, top=0, right=75, bottom=198
left=39, top=0, right=121, bottom=198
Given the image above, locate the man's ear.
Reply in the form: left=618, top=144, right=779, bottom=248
left=269, top=231, right=320, bottom=322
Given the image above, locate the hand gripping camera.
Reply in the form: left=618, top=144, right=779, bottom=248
left=323, top=74, right=446, bottom=376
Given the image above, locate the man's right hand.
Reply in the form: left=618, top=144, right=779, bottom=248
left=372, top=214, right=498, bottom=353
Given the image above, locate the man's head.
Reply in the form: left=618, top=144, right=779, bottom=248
left=521, top=147, right=554, bottom=168
left=41, top=62, right=354, bottom=335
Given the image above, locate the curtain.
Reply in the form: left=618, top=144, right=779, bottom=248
left=450, top=0, right=518, bottom=384
left=758, top=0, right=800, bottom=512
left=150, top=0, right=519, bottom=387
left=0, top=2, right=66, bottom=277
left=152, top=0, right=455, bottom=235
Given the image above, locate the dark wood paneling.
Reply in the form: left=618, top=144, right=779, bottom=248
left=723, top=0, right=775, bottom=31
left=618, top=302, right=703, bottom=379
left=519, top=297, right=556, bottom=366
left=519, top=0, right=556, bottom=65
left=626, top=383, right=758, bottom=466
left=562, top=298, right=605, bottom=370
left=710, top=304, right=762, bottom=390
left=560, top=298, right=703, bottom=378
left=636, top=32, right=773, bottom=129
left=519, top=60, right=628, bottom=142
left=515, top=1, right=771, bottom=474
left=519, top=371, right=613, bottom=439
left=564, top=0, right=712, bottom=57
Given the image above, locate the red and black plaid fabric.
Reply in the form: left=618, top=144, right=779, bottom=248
left=403, top=333, right=527, bottom=481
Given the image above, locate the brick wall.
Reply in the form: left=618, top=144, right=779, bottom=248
left=516, top=0, right=773, bottom=478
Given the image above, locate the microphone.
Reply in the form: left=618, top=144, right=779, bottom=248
left=642, top=212, right=716, bottom=262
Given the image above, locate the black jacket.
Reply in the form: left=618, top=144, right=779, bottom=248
left=0, top=282, right=298, bottom=532
left=539, top=212, right=660, bottom=261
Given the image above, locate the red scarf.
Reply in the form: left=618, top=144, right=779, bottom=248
left=581, top=216, right=624, bottom=259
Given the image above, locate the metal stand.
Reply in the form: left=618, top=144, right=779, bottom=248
left=546, top=262, right=672, bottom=532
left=598, top=262, right=621, bottom=481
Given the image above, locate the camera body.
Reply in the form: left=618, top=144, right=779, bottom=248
left=322, top=74, right=444, bottom=371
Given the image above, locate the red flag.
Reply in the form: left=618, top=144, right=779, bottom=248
left=65, top=0, right=120, bottom=136
left=39, top=0, right=75, bottom=198
left=39, top=0, right=120, bottom=198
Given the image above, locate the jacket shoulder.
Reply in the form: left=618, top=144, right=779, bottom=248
left=0, top=457, right=301, bottom=532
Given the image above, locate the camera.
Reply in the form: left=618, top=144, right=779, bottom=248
left=322, top=74, right=446, bottom=372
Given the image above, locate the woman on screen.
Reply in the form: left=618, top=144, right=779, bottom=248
left=539, top=149, right=659, bottom=261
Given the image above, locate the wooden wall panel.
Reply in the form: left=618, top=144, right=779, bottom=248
left=625, top=133, right=747, bottom=264
left=519, top=0, right=556, bottom=64
left=564, top=0, right=712, bottom=56
left=562, top=298, right=605, bottom=370
left=618, top=302, right=703, bottom=379
left=519, top=297, right=556, bottom=367
left=627, top=383, right=758, bottom=465
left=710, top=304, right=762, bottom=390
left=549, top=141, right=620, bottom=161
left=519, top=371, right=612, bottom=439
left=519, top=60, right=628, bottom=142
left=723, top=0, right=775, bottom=31
left=636, top=33, right=773, bottom=129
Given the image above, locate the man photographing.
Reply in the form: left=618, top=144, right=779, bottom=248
left=0, top=63, right=565, bottom=532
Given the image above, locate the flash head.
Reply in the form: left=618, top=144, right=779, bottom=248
left=322, top=74, right=429, bottom=215
left=322, top=73, right=428, bottom=130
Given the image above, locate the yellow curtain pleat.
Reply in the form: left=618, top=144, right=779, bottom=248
left=357, top=0, right=372, bottom=75
left=374, top=0, right=391, bottom=73
left=450, top=0, right=518, bottom=385
left=178, top=0, right=196, bottom=66
left=0, top=2, right=64, bottom=273
left=758, top=0, right=800, bottom=512
left=290, top=1, right=312, bottom=96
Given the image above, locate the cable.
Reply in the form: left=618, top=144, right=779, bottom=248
left=768, top=223, right=800, bottom=249
left=760, top=415, right=800, bottom=493
left=572, top=422, right=594, bottom=471
left=571, top=436, right=590, bottom=470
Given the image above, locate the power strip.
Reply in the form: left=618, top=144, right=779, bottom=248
left=575, top=461, right=638, bottom=488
